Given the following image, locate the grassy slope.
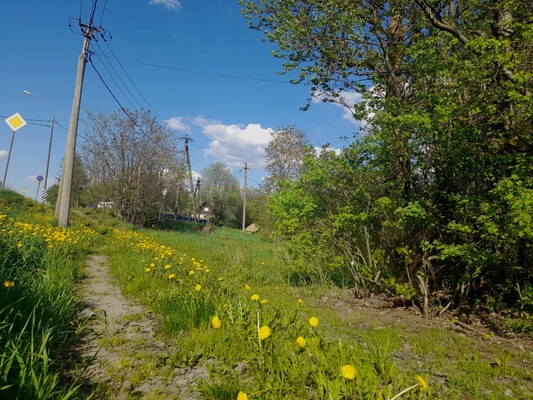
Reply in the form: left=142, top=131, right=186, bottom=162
left=90, top=211, right=533, bottom=400
left=1, top=192, right=532, bottom=399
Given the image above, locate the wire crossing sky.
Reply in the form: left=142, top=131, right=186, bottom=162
left=0, top=0, right=358, bottom=193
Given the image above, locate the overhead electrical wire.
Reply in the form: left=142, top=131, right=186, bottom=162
left=100, top=38, right=162, bottom=120
left=91, top=52, right=292, bottom=84
left=76, top=4, right=269, bottom=188
left=91, top=43, right=145, bottom=112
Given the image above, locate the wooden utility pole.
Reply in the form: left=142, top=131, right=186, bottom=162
left=242, top=162, right=248, bottom=231
left=183, top=136, right=196, bottom=221
left=56, top=12, right=101, bottom=227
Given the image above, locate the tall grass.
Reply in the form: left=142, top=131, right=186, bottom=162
left=0, top=189, right=102, bottom=399
left=98, top=219, right=533, bottom=399
left=2, top=192, right=532, bottom=399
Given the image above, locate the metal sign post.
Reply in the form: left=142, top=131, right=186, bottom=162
left=35, top=175, right=44, bottom=200
left=2, top=113, right=27, bottom=189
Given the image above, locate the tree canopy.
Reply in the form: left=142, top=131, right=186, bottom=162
left=80, top=109, right=179, bottom=226
left=242, top=0, right=533, bottom=312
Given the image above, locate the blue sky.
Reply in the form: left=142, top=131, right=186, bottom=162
left=0, top=0, right=359, bottom=196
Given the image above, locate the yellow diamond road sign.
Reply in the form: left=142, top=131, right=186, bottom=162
left=5, top=113, right=27, bottom=131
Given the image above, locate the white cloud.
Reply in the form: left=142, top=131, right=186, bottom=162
left=165, top=116, right=190, bottom=132
left=0, top=150, right=7, bottom=158
left=149, top=0, right=182, bottom=11
left=314, top=146, right=342, bottom=157
left=192, top=117, right=272, bottom=170
left=312, top=90, right=363, bottom=125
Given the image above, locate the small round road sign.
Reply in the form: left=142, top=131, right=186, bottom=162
left=36, top=175, right=44, bottom=182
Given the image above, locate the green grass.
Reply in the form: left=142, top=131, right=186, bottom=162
left=2, top=190, right=533, bottom=399
left=0, top=190, right=103, bottom=399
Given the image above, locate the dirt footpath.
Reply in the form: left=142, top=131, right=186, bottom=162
left=74, top=255, right=208, bottom=400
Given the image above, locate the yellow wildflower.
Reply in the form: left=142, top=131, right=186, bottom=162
left=245, top=284, right=251, bottom=291
left=298, top=298, right=303, bottom=304
left=296, top=336, right=307, bottom=347
left=195, top=284, right=202, bottom=292
left=237, top=391, right=248, bottom=400
left=309, top=317, right=319, bottom=327
left=145, top=268, right=151, bottom=272
left=212, top=316, right=222, bottom=329
left=258, top=325, right=271, bottom=340
left=416, top=375, right=427, bottom=391
left=4, top=281, right=15, bottom=288
left=168, top=274, right=176, bottom=279
left=251, top=294, right=260, bottom=301
left=261, top=299, right=268, bottom=304
left=189, top=270, right=195, bottom=275
left=341, top=364, right=357, bottom=380
left=164, top=264, right=171, bottom=269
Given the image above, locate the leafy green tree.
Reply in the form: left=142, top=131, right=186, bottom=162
left=200, top=162, right=242, bottom=227
left=242, top=0, right=533, bottom=311
left=50, top=155, right=89, bottom=207
left=262, top=125, right=314, bottom=193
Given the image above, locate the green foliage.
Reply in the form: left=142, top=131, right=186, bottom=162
left=242, top=0, right=533, bottom=312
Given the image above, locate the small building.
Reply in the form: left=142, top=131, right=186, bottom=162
left=194, top=202, right=213, bottom=224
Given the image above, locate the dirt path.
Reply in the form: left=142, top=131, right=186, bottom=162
left=74, top=255, right=208, bottom=400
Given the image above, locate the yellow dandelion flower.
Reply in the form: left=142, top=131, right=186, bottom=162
left=261, top=299, right=268, bottom=304
left=212, top=316, right=222, bottom=329
left=309, top=317, right=319, bottom=327
left=237, top=391, right=248, bottom=400
left=150, top=263, right=155, bottom=267
left=4, top=281, right=15, bottom=288
left=296, top=336, right=307, bottom=347
left=251, top=294, right=260, bottom=301
left=217, top=277, right=223, bottom=281
left=168, top=274, right=176, bottom=279
left=298, top=298, right=303, bottom=304
left=195, top=284, right=202, bottom=292
left=245, top=284, right=251, bottom=291
left=145, top=268, right=151, bottom=272
left=258, top=325, right=271, bottom=340
left=164, top=264, right=171, bottom=269
left=189, top=270, right=195, bottom=275
left=17, top=241, right=23, bottom=248
left=341, top=364, right=357, bottom=380
left=416, top=375, right=427, bottom=391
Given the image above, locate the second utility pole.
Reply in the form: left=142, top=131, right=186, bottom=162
left=242, top=162, right=248, bottom=231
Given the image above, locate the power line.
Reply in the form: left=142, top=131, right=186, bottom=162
left=91, top=52, right=292, bottom=84
left=99, top=39, right=162, bottom=120
left=90, top=45, right=144, bottom=111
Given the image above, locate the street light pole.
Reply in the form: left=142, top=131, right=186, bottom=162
left=23, top=90, right=55, bottom=202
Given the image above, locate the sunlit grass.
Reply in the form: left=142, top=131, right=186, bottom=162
left=0, top=190, right=103, bottom=399
left=2, top=189, right=532, bottom=399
